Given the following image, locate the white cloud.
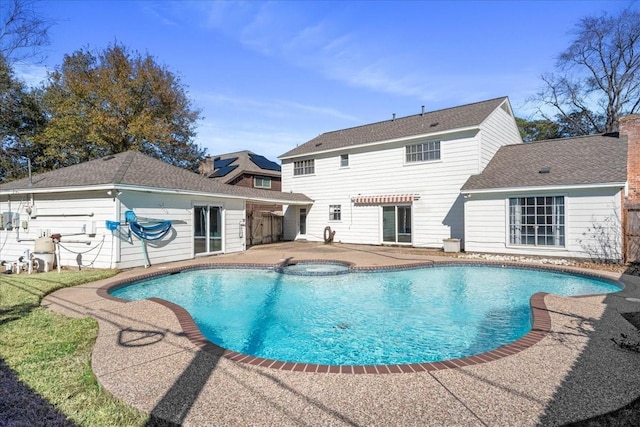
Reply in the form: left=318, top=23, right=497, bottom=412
left=194, top=91, right=358, bottom=122
left=140, top=2, right=181, bottom=27
left=184, top=1, right=438, bottom=100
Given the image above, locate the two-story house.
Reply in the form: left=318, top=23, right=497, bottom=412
left=279, top=97, right=522, bottom=248
left=199, top=150, right=282, bottom=193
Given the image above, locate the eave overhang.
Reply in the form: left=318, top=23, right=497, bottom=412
left=461, top=181, right=627, bottom=196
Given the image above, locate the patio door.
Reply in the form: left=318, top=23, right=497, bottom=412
left=299, top=208, right=307, bottom=235
left=194, top=205, right=222, bottom=254
left=382, top=205, right=412, bottom=244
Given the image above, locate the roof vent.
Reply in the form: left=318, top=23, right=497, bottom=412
left=539, top=167, right=551, bottom=174
left=430, top=122, right=439, bottom=127
left=421, top=105, right=425, bottom=116
left=392, top=113, right=396, bottom=121
left=315, top=142, right=322, bottom=147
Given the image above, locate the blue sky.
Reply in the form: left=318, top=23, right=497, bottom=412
left=16, top=0, right=633, bottom=162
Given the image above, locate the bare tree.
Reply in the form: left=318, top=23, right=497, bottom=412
left=532, top=7, right=640, bottom=135
left=0, top=0, right=53, bottom=64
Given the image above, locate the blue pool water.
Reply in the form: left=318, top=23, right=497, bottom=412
left=110, top=265, right=621, bottom=365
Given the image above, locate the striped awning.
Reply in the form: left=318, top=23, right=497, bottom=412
left=353, top=194, right=416, bottom=205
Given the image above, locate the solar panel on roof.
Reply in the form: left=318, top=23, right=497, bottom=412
left=211, top=164, right=238, bottom=177
left=249, top=153, right=281, bottom=171
left=213, top=157, right=237, bottom=169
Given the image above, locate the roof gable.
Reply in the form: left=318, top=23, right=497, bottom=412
left=279, top=97, right=509, bottom=158
left=462, top=134, right=628, bottom=192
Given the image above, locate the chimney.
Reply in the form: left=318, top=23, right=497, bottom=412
left=620, top=114, right=640, bottom=204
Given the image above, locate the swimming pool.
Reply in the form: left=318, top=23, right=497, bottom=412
left=109, top=264, right=621, bottom=366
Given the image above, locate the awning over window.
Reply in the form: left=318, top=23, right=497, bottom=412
left=353, top=194, right=416, bottom=205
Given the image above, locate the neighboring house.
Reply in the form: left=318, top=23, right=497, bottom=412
left=278, top=97, right=522, bottom=248
left=461, top=133, right=628, bottom=261
left=199, top=150, right=285, bottom=245
left=199, top=150, right=282, bottom=194
left=0, top=151, right=310, bottom=270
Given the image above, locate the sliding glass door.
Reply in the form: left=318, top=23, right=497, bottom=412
left=194, top=205, right=222, bottom=254
left=382, top=205, right=412, bottom=244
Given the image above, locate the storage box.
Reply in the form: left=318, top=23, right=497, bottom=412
left=443, top=238, right=461, bottom=253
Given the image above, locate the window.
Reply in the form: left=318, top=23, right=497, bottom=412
left=406, top=141, right=440, bottom=163
left=254, top=176, right=271, bottom=189
left=293, top=159, right=314, bottom=175
left=509, top=196, right=565, bottom=247
left=340, top=154, right=349, bottom=167
left=329, top=204, right=341, bottom=221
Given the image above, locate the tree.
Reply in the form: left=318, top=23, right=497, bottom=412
left=37, top=43, right=205, bottom=170
left=0, top=53, right=46, bottom=182
left=0, top=0, right=53, bottom=64
left=555, top=110, right=606, bottom=138
left=515, top=117, right=561, bottom=142
left=532, top=7, right=640, bottom=135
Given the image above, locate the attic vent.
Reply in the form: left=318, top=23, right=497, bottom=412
left=430, top=122, right=439, bottom=127
left=539, top=167, right=550, bottom=174
left=102, top=155, right=115, bottom=161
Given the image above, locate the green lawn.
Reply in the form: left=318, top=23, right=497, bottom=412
left=0, top=270, right=148, bottom=426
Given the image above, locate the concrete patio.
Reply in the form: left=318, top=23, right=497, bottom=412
left=42, top=242, right=640, bottom=426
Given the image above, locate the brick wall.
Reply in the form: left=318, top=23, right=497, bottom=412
left=620, top=115, right=640, bottom=205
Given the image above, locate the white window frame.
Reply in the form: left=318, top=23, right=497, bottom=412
left=294, top=159, right=315, bottom=176
left=406, top=141, right=440, bottom=163
left=508, top=195, right=565, bottom=247
left=193, top=204, right=224, bottom=255
left=329, top=204, right=342, bottom=221
left=254, top=176, right=271, bottom=189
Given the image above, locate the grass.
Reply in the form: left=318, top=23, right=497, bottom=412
left=0, top=270, right=148, bottom=426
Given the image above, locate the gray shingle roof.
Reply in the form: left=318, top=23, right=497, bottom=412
left=0, top=151, right=311, bottom=203
left=279, top=97, right=509, bottom=158
left=461, top=134, right=628, bottom=191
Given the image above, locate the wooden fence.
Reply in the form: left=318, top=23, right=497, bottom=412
left=626, top=204, right=640, bottom=263
left=247, top=210, right=283, bottom=247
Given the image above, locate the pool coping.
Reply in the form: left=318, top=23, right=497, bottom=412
left=96, top=259, right=622, bottom=374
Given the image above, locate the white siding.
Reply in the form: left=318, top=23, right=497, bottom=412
left=478, top=102, right=523, bottom=170
left=222, top=199, right=246, bottom=254
left=464, top=188, right=624, bottom=260
left=282, top=130, right=483, bottom=247
left=0, top=191, right=116, bottom=269
left=117, top=192, right=246, bottom=269
left=1, top=190, right=248, bottom=270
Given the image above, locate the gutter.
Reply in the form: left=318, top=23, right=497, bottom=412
left=461, top=181, right=627, bottom=195
left=1, top=184, right=312, bottom=206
